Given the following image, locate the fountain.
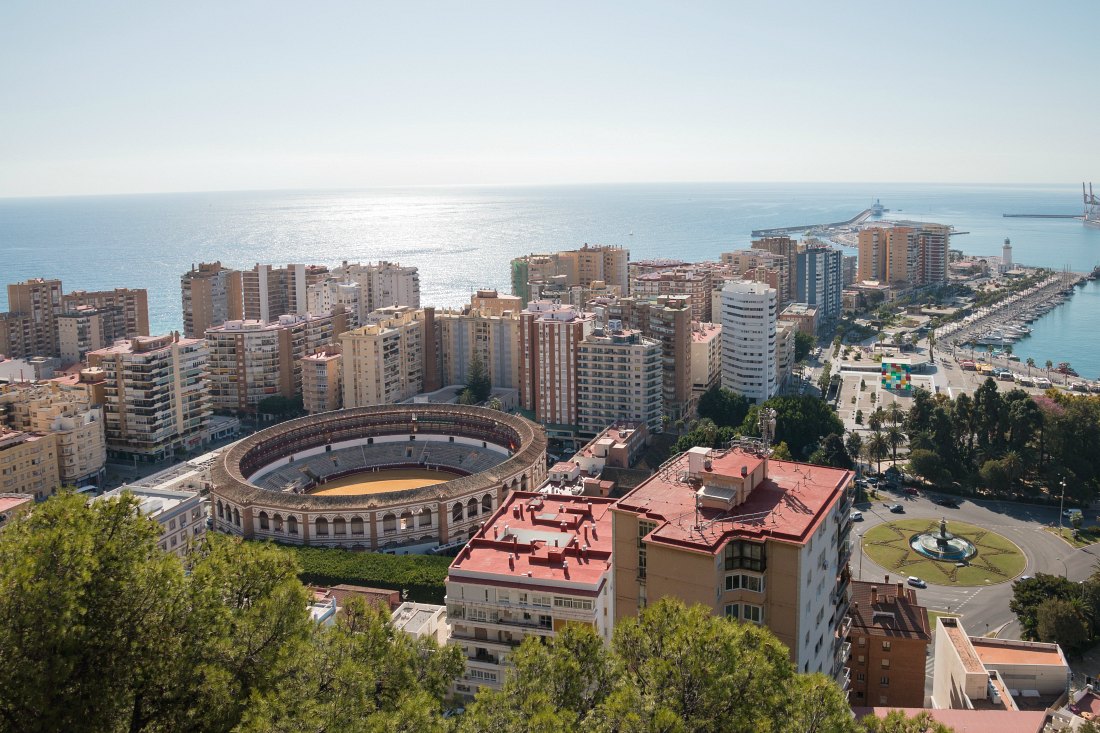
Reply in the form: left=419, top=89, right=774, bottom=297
left=910, top=518, right=977, bottom=562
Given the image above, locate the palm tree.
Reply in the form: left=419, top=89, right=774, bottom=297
left=877, top=332, right=886, bottom=351
left=865, top=432, right=890, bottom=475
left=928, top=328, right=936, bottom=362
left=885, top=401, right=905, bottom=427
left=868, top=407, right=886, bottom=433
left=1026, top=357, right=1035, bottom=376
left=885, top=425, right=906, bottom=464
left=1045, top=359, right=1054, bottom=382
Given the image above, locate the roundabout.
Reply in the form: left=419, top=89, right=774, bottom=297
left=862, top=518, right=1026, bottom=586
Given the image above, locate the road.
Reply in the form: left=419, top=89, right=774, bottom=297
left=851, top=486, right=1099, bottom=640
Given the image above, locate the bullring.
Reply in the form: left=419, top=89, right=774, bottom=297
left=210, top=404, right=547, bottom=553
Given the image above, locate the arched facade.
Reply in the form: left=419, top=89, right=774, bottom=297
left=209, top=404, right=547, bottom=552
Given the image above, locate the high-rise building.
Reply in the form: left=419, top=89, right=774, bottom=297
left=795, top=245, right=843, bottom=325
left=518, top=301, right=596, bottom=430
left=775, top=322, right=795, bottom=391
left=845, top=579, right=930, bottom=708
left=0, top=430, right=59, bottom=501
left=300, top=350, right=343, bottom=414
left=88, top=334, right=212, bottom=461
left=917, top=225, right=950, bottom=285
left=511, top=245, right=628, bottom=306
left=750, top=237, right=799, bottom=303
left=446, top=492, right=616, bottom=698
left=330, top=261, right=421, bottom=321
left=57, top=305, right=124, bottom=364
left=0, top=381, right=107, bottom=488
left=722, top=249, right=791, bottom=306
left=596, top=295, right=693, bottom=421
left=239, top=263, right=329, bottom=323
left=340, top=307, right=434, bottom=407
left=3, top=279, right=63, bottom=358
left=611, top=445, right=854, bottom=685
left=469, top=289, right=522, bottom=316
left=720, top=281, right=778, bottom=404
left=306, top=280, right=363, bottom=328
left=180, top=262, right=243, bottom=338
left=858, top=226, right=948, bottom=288
left=437, top=306, right=523, bottom=391
left=62, top=288, right=150, bottom=339
left=204, top=311, right=347, bottom=412
left=690, top=322, right=722, bottom=396
left=629, top=269, right=712, bottom=321
left=576, top=322, right=662, bottom=437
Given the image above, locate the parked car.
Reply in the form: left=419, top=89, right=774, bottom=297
left=1063, top=508, right=1083, bottom=519
left=850, top=511, right=863, bottom=522
left=907, top=576, right=927, bottom=588
left=888, top=504, right=905, bottom=514
left=932, top=497, right=960, bottom=508
left=902, top=487, right=920, bottom=497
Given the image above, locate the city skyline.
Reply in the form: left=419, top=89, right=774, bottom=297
left=2, top=1, right=1097, bottom=198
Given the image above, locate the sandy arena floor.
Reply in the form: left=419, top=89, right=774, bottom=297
left=310, top=468, right=462, bottom=495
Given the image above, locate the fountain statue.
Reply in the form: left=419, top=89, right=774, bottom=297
left=910, top=517, right=977, bottom=562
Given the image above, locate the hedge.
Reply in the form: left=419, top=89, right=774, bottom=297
left=284, top=545, right=452, bottom=604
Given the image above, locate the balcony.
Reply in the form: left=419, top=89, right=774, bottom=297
left=839, top=615, right=852, bottom=640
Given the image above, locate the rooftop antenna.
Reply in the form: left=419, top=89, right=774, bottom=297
left=759, top=407, right=777, bottom=454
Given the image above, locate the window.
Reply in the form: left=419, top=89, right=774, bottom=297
left=856, top=672, right=865, bottom=682
left=881, top=641, right=891, bottom=651
left=879, top=676, right=889, bottom=687
left=881, top=659, right=890, bottom=668
left=724, top=604, right=739, bottom=619
left=858, top=655, right=865, bottom=664
left=723, top=540, right=765, bottom=572
left=553, top=597, right=594, bottom=611
left=857, top=636, right=866, bottom=647
left=742, top=604, right=762, bottom=624
left=724, top=573, right=764, bottom=592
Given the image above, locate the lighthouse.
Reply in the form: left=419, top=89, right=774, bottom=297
left=1002, top=237, right=1013, bottom=272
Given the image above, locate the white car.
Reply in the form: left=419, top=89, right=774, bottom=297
left=907, top=576, right=927, bottom=589
left=850, top=511, right=863, bottom=521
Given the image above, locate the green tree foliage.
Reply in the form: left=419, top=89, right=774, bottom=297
left=466, top=354, right=492, bottom=403
left=0, top=494, right=466, bottom=733
left=858, top=710, right=954, bottom=733
left=697, top=385, right=750, bottom=429
left=845, top=432, right=863, bottom=464
left=257, top=394, right=304, bottom=418
left=907, top=449, right=945, bottom=484
left=741, top=396, right=845, bottom=460
left=1036, top=598, right=1090, bottom=654
left=864, top=432, right=889, bottom=475
left=674, top=418, right=739, bottom=454
left=289, top=545, right=452, bottom=603
left=1010, top=572, right=1100, bottom=646
left=810, top=433, right=853, bottom=469
left=459, top=599, right=857, bottom=733
left=794, top=331, right=814, bottom=362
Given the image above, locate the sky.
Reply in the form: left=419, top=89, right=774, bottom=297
left=1, top=1, right=1096, bottom=197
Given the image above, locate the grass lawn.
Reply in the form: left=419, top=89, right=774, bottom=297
left=862, top=519, right=1026, bottom=586
left=1044, top=526, right=1100, bottom=549
left=927, top=611, right=960, bottom=628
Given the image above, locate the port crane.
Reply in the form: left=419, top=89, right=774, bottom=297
left=1085, top=182, right=1100, bottom=223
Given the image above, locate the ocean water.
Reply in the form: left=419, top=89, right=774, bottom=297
left=1, top=183, right=1098, bottom=371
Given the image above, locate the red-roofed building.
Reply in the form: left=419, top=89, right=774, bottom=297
left=612, top=443, right=854, bottom=687
left=446, top=491, right=616, bottom=699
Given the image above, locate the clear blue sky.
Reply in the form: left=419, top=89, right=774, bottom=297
left=1, top=1, right=1095, bottom=197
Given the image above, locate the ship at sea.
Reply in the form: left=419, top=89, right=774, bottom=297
left=1085, top=183, right=1100, bottom=227
left=871, top=198, right=885, bottom=217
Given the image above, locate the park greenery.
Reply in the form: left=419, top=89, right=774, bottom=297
left=901, top=380, right=1100, bottom=503
left=290, top=545, right=452, bottom=603
left=457, top=354, right=491, bottom=405
left=1010, top=572, right=1100, bottom=655
left=862, top=519, right=1026, bottom=586
left=794, top=330, right=815, bottom=362
left=0, top=494, right=951, bottom=733
left=677, top=388, right=845, bottom=465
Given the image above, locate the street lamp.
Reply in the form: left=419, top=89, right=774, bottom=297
left=1058, top=479, right=1067, bottom=539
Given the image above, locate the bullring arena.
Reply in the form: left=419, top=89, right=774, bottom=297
left=210, top=404, right=548, bottom=553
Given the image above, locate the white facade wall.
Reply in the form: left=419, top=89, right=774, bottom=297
left=720, top=281, right=777, bottom=404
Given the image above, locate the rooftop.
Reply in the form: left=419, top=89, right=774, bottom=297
left=0, top=494, right=33, bottom=513
left=615, top=446, right=851, bottom=551
left=449, top=491, right=615, bottom=589
left=852, top=708, right=1045, bottom=733
left=691, top=322, right=721, bottom=343
left=972, top=638, right=1069, bottom=667
left=95, top=485, right=200, bottom=519
left=848, top=578, right=930, bottom=641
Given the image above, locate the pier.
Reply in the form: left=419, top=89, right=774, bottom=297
left=1002, top=213, right=1082, bottom=219
left=751, top=208, right=872, bottom=238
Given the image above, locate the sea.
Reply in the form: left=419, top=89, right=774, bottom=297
left=2, top=182, right=1099, bottom=375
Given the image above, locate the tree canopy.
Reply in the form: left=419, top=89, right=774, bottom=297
left=1011, top=572, right=1100, bottom=653
left=465, top=354, right=492, bottom=403
left=697, top=385, right=751, bottom=429
left=741, top=395, right=845, bottom=460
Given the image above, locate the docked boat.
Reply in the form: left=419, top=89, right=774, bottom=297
left=871, top=199, right=885, bottom=217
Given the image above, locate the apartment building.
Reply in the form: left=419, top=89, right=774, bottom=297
left=0, top=430, right=59, bottom=501
left=575, top=323, right=662, bottom=438
left=594, top=295, right=693, bottom=421
left=779, top=303, right=819, bottom=337
left=300, top=350, right=342, bottom=414
left=180, top=262, right=243, bottom=338
left=306, top=280, right=363, bottom=327
left=612, top=445, right=854, bottom=684
left=340, top=306, right=437, bottom=407
left=2, top=279, right=63, bottom=358
left=518, top=301, right=596, bottom=431
left=775, top=322, right=795, bottom=391
left=239, top=263, right=328, bottom=323
left=0, top=381, right=106, bottom=488
left=437, top=306, right=523, bottom=391
left=62, top=288, right=149, bottom=338
left=795, top=245, right=843, bottom=325
left=205, top=312, right=347, bottom=412
left=446, top=492, right=616, bottom=698
left=629, top=269, right=711, bottom=322
left=511, top=245, right=628, bottom=305
left=690, top=322, right=722, bottom=395
left=720, top=280, right=778, bottom=404
left=917, top=225, right=950, bottom=285
left=469, top=289, right=522, bottom=316
left=751, top=237, right=799, bottom=303
left=722, top=249, right=791, bottom=306
left=330, top=261, right=421, bottom=320
left=57, top=305, right=125, bottom=364
left=846, top=579, right=930, bottom=708
left=96, top=485, right=207, bottom=557
left=88, top=334, right=212, bottom=461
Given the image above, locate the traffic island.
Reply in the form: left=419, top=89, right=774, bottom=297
left=861, top=519, right=1026, bottom=586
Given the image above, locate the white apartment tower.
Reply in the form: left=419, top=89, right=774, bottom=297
left=720, top=281, right=778, bottom=404
left=330, top=261, right=421, bottom=323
